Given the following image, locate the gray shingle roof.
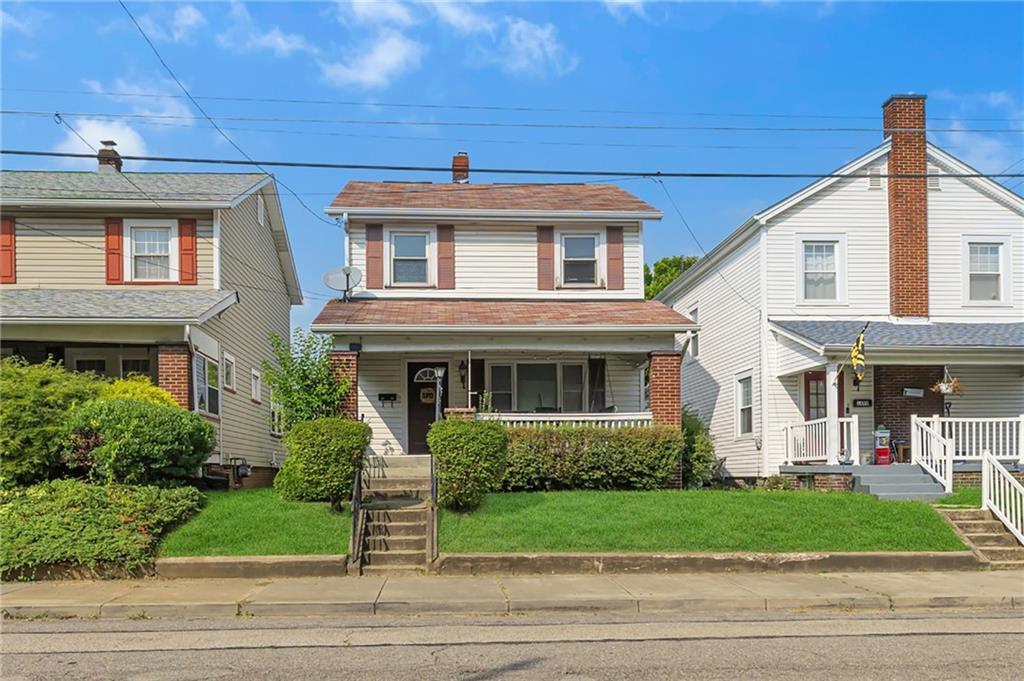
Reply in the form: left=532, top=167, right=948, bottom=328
left=0, top=289, right=238, bottom=322
left=0, top=171, right=268, bottom=203
left=772, top=319, right=1024, bottom=349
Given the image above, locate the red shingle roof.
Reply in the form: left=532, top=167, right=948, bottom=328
left=313, top=299, right=692, bottom=329
left=330, top=182, right=661, bottom=215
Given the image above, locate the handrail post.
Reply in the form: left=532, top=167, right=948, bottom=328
left=981, top=452, right=990, bottom=511
left=783, top=424, right=791, bottom=465
left=910, top=414, right=919, bottom=466
left=850, top=414, right=860, bottom=465
left=1019, top=415, right=1024, bottom=464
left=943, top=436, right=953, bottom=493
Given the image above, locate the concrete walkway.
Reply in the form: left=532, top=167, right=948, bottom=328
left=2, top=570, right=1021, bottom=619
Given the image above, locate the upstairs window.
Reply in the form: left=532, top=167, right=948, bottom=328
left=964, top=239, right=1009, bottom=304
left=131, top=226, right=172, bottom=280
left=250, top=369, right=262, bottom=403
left=390, top=232, right=430, bottom=285
left=735, top=371, right=753, bottom=436
left=797, top=235, right=846, bottom=304
left=688, top=307, right=699, bottom=358
left=562, top=234, right=598, bottom=285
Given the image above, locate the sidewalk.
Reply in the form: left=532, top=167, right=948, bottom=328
left=2, top=570, right=1021, bottom=619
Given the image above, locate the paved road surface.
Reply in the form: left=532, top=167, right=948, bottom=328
left=3, top=611, right=1022, bottom=680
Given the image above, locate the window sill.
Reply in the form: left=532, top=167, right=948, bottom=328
left=251, top=399, right=263, bottom=405
left=223, top=387, right=237, bottom=395
left=962, top=301, right=1013, bottom=308
left=122, top=280, right=181, bottom=286
left=557, top=285, right=605, bottom=290
left=385, top=284, right=436, bottom=289
left=795, top=300, right=848, bottom=307
left=199, top=412, right=221, bottom=422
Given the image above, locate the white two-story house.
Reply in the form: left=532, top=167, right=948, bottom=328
left=311, top=154, right=696, bottom=457
left=658, top=95, right=1023, bottom=482
left=0, top=144, right=302, bottom=485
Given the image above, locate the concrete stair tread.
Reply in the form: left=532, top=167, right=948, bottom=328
left=363, top=500, right=429, bottom=510
left=963, top=533, right=1020, bottom=547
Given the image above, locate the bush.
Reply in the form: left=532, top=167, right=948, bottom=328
left=100, top=375, right=180, bottom=408
left=428, top=419, right=508, bottom=510
left=503, top=425, right=683, bottom=491
left=0, top=479, right=202, bottom=579
left=274, top=418, right=371, bottom=504
left=0, top=357, right=102, bottom=486
left=681, top=409, right=716, bottom=487
left=61, top=399, right=215, bottom=486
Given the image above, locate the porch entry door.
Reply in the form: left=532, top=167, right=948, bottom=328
left=804, top=370, right=845, bottom=447
left=407, top=362, right=449, bottom=455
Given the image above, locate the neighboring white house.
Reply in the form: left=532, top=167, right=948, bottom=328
left=657, top=95, right=1024, bottom=480
left=311, top=153, right=696, bottom=457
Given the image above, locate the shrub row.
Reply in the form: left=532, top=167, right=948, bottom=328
left=428, top=419, right=508, bottom=510
left=274, top=417, right=372, bottom=505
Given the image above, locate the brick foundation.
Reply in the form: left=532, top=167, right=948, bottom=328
left=953, top=470, right=1024, bottom=488
left=203, top=464, right=278, bottom=489
left=779, top=472, right=853, bottom=492
left=157, top=344, right=191, bottom=409
left=873, top=365, right=944, bottom=443
left=649, top=351, right=682, bottom=427
left=329, top=350, right=359, bottom=420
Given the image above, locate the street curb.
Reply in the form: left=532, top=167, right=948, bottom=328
left=155, top=555, right=348, bottom=579
left=432, top=551, right=983, bottom=575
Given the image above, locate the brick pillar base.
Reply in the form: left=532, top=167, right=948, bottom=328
left=157, top=344, right=191, bottom=409
left=329, top=350, right=359, bottom=420
left=649, top=351, right=682, bottom=427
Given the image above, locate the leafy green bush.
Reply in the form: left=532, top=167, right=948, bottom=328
left=100, top=375, right=180, bottom=408
left=0, top=479, right=202, bottom=579
left=274, top=418, right=370, bottom=504
left=62, top=399, right=215, bottom=485
left=0, top=357, right=102, bottom=486
left=263, top=329, right=350, bottom=432
left=503, top=425, right=683, bottom=491
left=681, top=409, right=716, bottom=487
left=428, top=419, right=508, bottom=510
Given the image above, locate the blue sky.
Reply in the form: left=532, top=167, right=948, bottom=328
left=2, top=1, right=1022, bottom=328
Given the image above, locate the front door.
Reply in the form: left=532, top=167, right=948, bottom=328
left=407, top=362, right=449, bottom=455
left=804, top=370, right=846, bottom=450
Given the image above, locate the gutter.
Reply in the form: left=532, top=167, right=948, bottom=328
left=0, top=198, right=233, bottom=209
left=311, top=323, right=698, bottom=334
left=324, top=206, right=663, bottom=222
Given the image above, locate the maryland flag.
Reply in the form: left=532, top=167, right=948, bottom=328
left=850, top=331, right=866, bottom=387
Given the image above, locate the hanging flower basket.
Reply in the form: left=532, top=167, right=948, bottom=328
left=931, top=376, right=964, bottom=395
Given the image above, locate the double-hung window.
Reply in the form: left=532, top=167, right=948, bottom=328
left=250, top=369, right=262, bottom=403
left=735, top=372, right=753, bottom=436
left=488, top=365, right=513, bottom=411
left=802, top=241, right=837, bottom=301
left=966, top=241, right=1005, bottom=303
left=194, top=354, right=220, bottom=416
left=688, top=307, right=699, bottom=358
left=487, top=362, right=587, bottom=413
left=391, top=232, right=430, bottom=286
left=561, top=234, right=598, bottom=285
left=129, top=223, right=174, bottom=281
left=222, top=353, right=236, bottom=392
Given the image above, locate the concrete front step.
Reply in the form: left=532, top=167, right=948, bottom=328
left=853, top=474, right=938, bottom=487
left=365, top=507, right=428, bottom=523
left=363, top=549, right=427, bottom=567
left=943, top=509, right=995, bottom=522
left=364, top=490, right=429, bottom=502
left=367, top=521, right=426, bottom=537
left=977, top=547, right=1024, bottom=562
left=364, top=535, right=426, bottom=552
left=988, top=560, right=1024, bottom=570
left=363, top=477, right=430, bottom=492
left=956, top=520, right=1007, bottom=534
left=364, top=455, right=432, bottom=473
left=858, top=483, right=946, bottom=495
left=965, top=532, right=1020, bottom=548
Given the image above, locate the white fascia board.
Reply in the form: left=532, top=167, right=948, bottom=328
left=196, top=291, right=240, bottom=324
left=767, top=321, right=826, bottom=355
left=227, top=176, right=274, bottom=208
left=655, top=217, right=761, bottom=304
left=927, top=144, right=1024, bottom=215
left=311, top=323, right=696, bottom=334
left=1, top=317, right=200, bottom=325
left=0, top=198, right=233, bottom=209
left=324, top=206, right=663, bottom=222
left=258, top=181, right=304, bottom=305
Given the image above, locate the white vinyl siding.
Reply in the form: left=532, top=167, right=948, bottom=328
left=942, top=365, right=1024, bottom=418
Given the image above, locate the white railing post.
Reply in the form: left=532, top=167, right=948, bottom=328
left=981, top=453, right=990, bottom=510
left=911, top=414, right=919, bottom=466
left=850, top=414, right=860, bottom=465
left=1019, top=415, right=1024, bottom=464
left=942, top=436, right=953, bottom=493
left=825, top=362, right=840, bottom=465
left=783, top=425, right=791, bottom=465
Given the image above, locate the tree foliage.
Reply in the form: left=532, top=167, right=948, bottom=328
left=644, top=254, right=700, bottom=299
left=262, top=329, right=349, bottom=432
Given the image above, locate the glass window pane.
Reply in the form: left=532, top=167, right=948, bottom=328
left=121, top=358, right=150, bottom=376
left=76, top=359, right=106, bottom=373
left=394, top=234, right=427, bottom=258
left=134, top=255, right=171, bottom=280
left=804, top=272, right=836, bottom=300
left=564, top=261, right=596, bottom=284
left=491, top=392, right=512, bottom=412
left=804, top=242, right=835, bottom=273
left=516, top=363, right=558, bottom=412
left=562, top=365, right=584, bottom=412
left=969, top=244, right=1000, bottom=273
left=740, top=407, right=753, bottom=434
left=207, top=362, right=219, bottom=389
left=739, top=377, right=752, bottom=407
left=393, top=259, right=428, bottom=283
left=223, top=360, right=234, bottom=388
left=969, top=273, right=1000, bottom=301
left=490, top=365, right=512, bottom=392
left=564, top=236, right=596, bottom=259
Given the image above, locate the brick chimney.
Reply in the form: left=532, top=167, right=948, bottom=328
left=98, top=140, right=122, bottom=173
left=452, top=151, right=469, bottom=184
left=883, top=94, right=928, bottom=317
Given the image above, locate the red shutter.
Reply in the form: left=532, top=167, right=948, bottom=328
left=105, top=218, right=124, bottom=284
left=178, top=218, right=197, bottom=285
left=0, top=216, right=15, bottom=284
left=366, top=224, right=383, bottom=289
left=606, top=226, right=624, bottom=290
left=437, top=224, right=455, bottom=289
left=537, top=226, right=554, bottom=290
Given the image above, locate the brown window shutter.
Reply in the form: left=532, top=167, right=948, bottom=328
left=105, top=218, right=124, bottom=284
left=537, top=225, right=554, bottom=290
left=0, top=216, right=15, bottom=284
left=365, top=224, right=383, bottom=289
left=437, top=224, right=455, bottom=289
left=178, top=218, right=197, bottom=285
left=606, top=226, right=624, bottom=290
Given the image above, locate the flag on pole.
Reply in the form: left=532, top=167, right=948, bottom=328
left=850, top=331, right=866, bottom=387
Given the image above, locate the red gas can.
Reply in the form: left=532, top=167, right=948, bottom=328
left=874, top=428, right=891, bottom=465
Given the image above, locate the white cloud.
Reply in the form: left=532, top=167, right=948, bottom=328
left=604, top=0, right=646, bottom=21
left=53, top=120, right=148, bottom=170
left=1, top=5, right=46, bottom=35
left=494, top=18, right=578, bottom=77
left=138, top=3, right=207, bottom=43
left=933, top=90, right=1024, bottom=175
left=0, top=9, right=30, bottom=34
left=320, top=29, right=424, bottom=88
left=338, top=0, right=416, bottom=27
left=217, top=2, right=318, bottom=57
left=82, top=78, right=194, bottom=125
left=429, top=1, right=494, bottom=34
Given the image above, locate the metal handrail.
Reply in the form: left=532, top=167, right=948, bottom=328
left=427, top=453, right=439, bottom=564
left=347, top=467, right=365, bottom=570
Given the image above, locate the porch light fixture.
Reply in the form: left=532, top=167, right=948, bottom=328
left=458, top=360, right=467, bottom=388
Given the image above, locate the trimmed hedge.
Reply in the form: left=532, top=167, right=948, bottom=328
left=427, top=419, right=508, bottom=510
left=61, top=399, right=215, bottom=486
left=274, top=418, right=371, bottom=504
left=502, top=425, right=683, bottom=491
left=0, top=479, right=202, bottom=579
left=100, top=375, right=180, bottom=407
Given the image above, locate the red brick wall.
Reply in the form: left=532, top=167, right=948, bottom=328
left=157, top=344, right=191, bottom=409
left=329, top=350, right=359, bottom=420
left=873, top=365, right=944, bottom=442
left=953, top=470, right=1024, bottom=488
left=780, top=472, right=852, bottom=492
left=884, top=95, right=929, bottom=317
left=649, top=351, right=682, bottom=427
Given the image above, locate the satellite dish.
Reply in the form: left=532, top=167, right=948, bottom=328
left=323, top=266, right=362, bottom=300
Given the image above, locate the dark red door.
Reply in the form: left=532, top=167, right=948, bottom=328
left=407, top=363, right=449, bottom=455
left=805, top=370, right=846, bottom=450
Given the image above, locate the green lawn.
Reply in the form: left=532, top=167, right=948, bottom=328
left=936, top=487, right=982, bottom=508
left=160, top=488, right=350, bottom=557
left=440, top=489, right=966, bottom=553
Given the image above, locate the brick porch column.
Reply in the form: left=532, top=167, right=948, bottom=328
left=157, top=344, right=191, bottom=409
left=329, top=350, right=359, bottom=420
left=649, top=351, right=682, bottom=427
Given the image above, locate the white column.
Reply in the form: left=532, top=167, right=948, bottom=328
left=826, top=361, right=840, bottom=465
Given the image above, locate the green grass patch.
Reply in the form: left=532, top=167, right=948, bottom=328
left=937, top=486, right=982, bottom=508
left=160, top=488, right=349, bottom=557
left=440, top=489, right=966, bottom=553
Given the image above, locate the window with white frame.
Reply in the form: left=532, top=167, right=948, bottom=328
left=390, top=232, right=430, bottom=285
left=128, top=222, right=176, bottom=281
left=194, top=354, right=220, bottom=416
left=966, top=240, right=1006, bottom=303
left=257, top=193, right=266, bottom=226
left=735, top=372, right=753, bottom=436
left=797, top=236, right=846, bottom=303
left=250, top=368, right=262, bottom=403
left=222, top=352, right=236, bottom=392
left=688, top=307, right=699, bottom=358
left=488, top=364, right=513, bottom=411
left=270, top=388, right=283, bottom=435
left=561, top=234, right=599, bottom=286
left=488, top=362, right=587, bottom=412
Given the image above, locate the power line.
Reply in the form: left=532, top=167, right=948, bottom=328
left=4, top=108, right=1021, bottom=134
left=6, top=86, right=1021, bottom=123
left=5, top=149, right=1023, bottom=180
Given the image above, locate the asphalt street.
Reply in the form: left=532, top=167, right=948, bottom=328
left=3, top=610, right=1022, bottom=680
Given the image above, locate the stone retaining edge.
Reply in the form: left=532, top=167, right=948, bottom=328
left=155, top=555, right=348, bottom=579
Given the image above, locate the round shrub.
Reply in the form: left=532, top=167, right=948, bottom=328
left=100, top=375, right=180, bottom=408
left=0, top=357, right=102, bottom=486
left=61, top=399, right=215, bottom=486
left=274, top=418, right=371, bottom=504
left=427, top=419, right=508, bottom=510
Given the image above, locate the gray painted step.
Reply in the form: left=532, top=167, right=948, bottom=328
left=858, top=482, right=946, bottom=495
left=853, top=474, right=938, bottom=487
left=851, top=465, right=949, bottom=501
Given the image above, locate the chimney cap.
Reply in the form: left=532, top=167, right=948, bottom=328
left=100, top=139, right=117, bottom=148
left=882, top=93, right=927, bottom=108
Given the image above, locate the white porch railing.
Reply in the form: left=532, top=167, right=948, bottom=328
left=981, top=451, right=1024, bottom=545
left=910, top=415, right=953, bottom=493
left=476, top=411, right=654, bottom=428
left=783, top=415, right=859, bottom=465
left=927, top=415, right=1024, bottom=462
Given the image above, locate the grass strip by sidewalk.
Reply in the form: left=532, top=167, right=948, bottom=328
left=160, top=488, right=350, bottom=557
left=440, top=489, right=966, bottom=553
left=935, top=486, right=982, bottom=508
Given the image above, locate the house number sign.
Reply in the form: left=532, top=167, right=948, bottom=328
left=420, top=387, right=436, bottom=404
